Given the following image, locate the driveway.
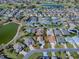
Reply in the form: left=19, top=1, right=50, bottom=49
left=29, top=45, right=35, bottom=50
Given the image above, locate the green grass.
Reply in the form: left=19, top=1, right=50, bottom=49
left=0, top=23, right=19, bottom=45
left=66, top=43, right=73, bottom=48
left=70, top=52, right=79, bottom=59
left=55, top=52, right=65, bottom=59
left=75, top=26, right=79, bottom=30
left=48, top=52, right=52, bottom=56
left=60, top=52, right=65, bottom=59
left=55, top=51, right=61, bottom=57
left=55, top=44, right=64, bottom=48
left=4, top=49, right=23, bottom=59
left=69, top=33, right=77, bottom=37
left=44, top=42, right=51, bottom=48
left=24, top=47, right=30, bottom=52
left=0, top=3, right=14, bottom=9
left=0, top=3, right=26, bottom=9
left=4, top=49, right=17, bottom=59
left=29, top=52, right=43, bottom=59
left=0, top=16, right=4, bottom=19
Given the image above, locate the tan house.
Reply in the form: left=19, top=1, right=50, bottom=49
left=35, top=28, right=44, bottom=36
left=46, top=29, right=56, bottom=43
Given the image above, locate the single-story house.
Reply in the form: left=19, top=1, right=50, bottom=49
left=24, top=37, right=34, bottom=46
left=56, top=36, right=66, bottom=43
left=61, top=29, right=70, bottom=35
left=53, top=28, right=62, bottom=36
left=0, top=55, right=7, bottom=59
left=13, top=43, right=24, bottom=53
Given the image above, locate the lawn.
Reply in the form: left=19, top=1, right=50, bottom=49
left=3, top=49, right=23, bottom=59
left=44, top=42, right=51, bottom=48
left=29, top=52, right=43, bottom=59
left=0, top=23, right=19, bottom=45
left=24, top=47, right=30, bottom=52
left=48, top=52, right=52, bottom=56
left=55, top=44, right=64, bottom=48
left=0, top=3, right=25, bottom=9
left=66, top=43, right=73, bottom=48
left=70, top=52, right=79, bottom=59
left=55, top=51, right=65, bottom=59
left=0, top=3, right=14, bottom=9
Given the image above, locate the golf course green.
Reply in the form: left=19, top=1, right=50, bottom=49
left=0, top=23, right=19, bottom=45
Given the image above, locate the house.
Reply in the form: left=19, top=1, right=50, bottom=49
left=77, top=31, right=79, bottom=37
left=61, top=29, right=70, bottom=35
left=12, top=9, right=19, bottom=16
left=0, top=9, right=7, bottom=16
left=24, top=37, right=34, bottom=46
left=4, top=9, right=11, bottom=17
left=47, top=29, right=56, bottom=43
left=8, top=9, right=16, bottom=17
left=65, top=37, right=74, bottom=44
left=36, top=36, right=45, bottom=49
left=35, top=28, right=44, bottom=36
left=51, top=17, right=60, bottom=25
left=48, top=35, right=56, bottom=49
left=15, top=10, right=24, bottom=19
left=11, top=9, right=17, bottom=14
left=37, top=56, right=51, bottom=59
left=24, top=37, right=35, bottom=50
left=25, top=27, right=32, bottom=33
left=62, top=21, right=69, bottom=27
left=26, top=16, right=38, bottom=24
left=72, top=36, right=79, bottom=45
left=68, top=21, right=76, bottom=29
left=13, top=43, right=24, bottom=53
left=46, top=28, right=53, bottom=36
left=26, top=16, right=38, bottom=26
left=60, top=18, right=67, bottom=21
left=37, top=36, right=45, bottom=44
left=4, top=9, right=10, bottom=15
left=52, top=17, right=62, bottom=26
left=38, top=17, right=51, bottom=25
left=52, top=56, right=62, bottom=59
left=74, top=21, right=79, bottom=26
left=53, top=28, right=62, bottom=36
left=0, top=55, right=7, bottom=59
left=56, top=36, right=66, bottom=44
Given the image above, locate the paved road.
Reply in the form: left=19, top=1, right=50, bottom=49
left=23, top=48, right=79, bottom=59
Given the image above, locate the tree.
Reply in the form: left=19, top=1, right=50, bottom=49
left=28, top=5, right=36, bottom=9
left=36, top=1, right=41, bottom=4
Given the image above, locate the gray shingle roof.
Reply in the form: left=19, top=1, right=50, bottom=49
left=54, top=28, right=61, bottom=36
left=13, top=43, right=24, bottom=53
left=24, top=38, right=34, bottom=46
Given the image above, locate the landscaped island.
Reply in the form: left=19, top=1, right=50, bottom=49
left=0, top=23, right=19, bottom=45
